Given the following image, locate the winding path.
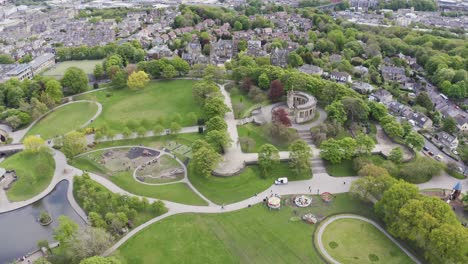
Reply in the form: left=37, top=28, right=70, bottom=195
left=315, top=214, right=421, bottom=264
left=10, top=100, right=102, bottom=143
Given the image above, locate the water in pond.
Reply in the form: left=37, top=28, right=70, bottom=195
left=0, top=181, right=85, bottom=264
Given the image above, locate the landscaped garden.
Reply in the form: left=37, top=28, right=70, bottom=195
left=237, top=123, right=296, bottom=153
left=42, top=59, right=103, bottom=78
left=188, top=162, right=311, bottom=204
left=114, top=194, right=378, bottom=263
left=230, top=87, right=266, bottom=118
left=71, top=147, right=207, bottom=206
left=320, top=218, right=414, bottom=264
left=75, top=79, right=202, bottom=133
left=25, top=101, right=98, bottom=140
left=1, top=151, right=55, bottom=201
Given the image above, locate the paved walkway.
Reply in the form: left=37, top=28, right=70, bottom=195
left=315, top=214, right=421, bottom=264
left=374, top=125, right=413, bottom=160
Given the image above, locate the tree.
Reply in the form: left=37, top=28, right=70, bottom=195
left=53, top=216, right=78, bottom=247
left=325, top=101, right=347, bottom=124
left=110, top=69, right=128, bottom=90
left=169, top=122, right=181, bottom=134
left=204, top=97, right=229, bottom=119
left=383, top=120, right=404, bottom=139
left=399, top=157, right=442, bottom=183
left=388, top=147, right=403, bottom=164
left=93, top=64, right=104, bottom=80
left=152, top=124, right=164, bottom=136
left=272, top=108, right=291, bottom=127
left=0, top=54, right=14, bottom=64
left=80, top=256, right=121, bottom=264
left=416, top=92, right=433, bottom=111
left=427, top=224, right=468, bottom=264
left=233, top=21, right=243, bottom=31
left=69, top=227, right=114, bottom=262
left=355, top=133, right=375, bottom=155
left=59, top=131, right=87, bottom=158
left=320, top=138, right=345, bottom=164
left=327, top=29, right=345, bottom=51
left=45, top=79, right=64, bottom=104
left=268, top=79, right=284, bottom=102
left=88, top=212, right=106, bottom=229
left=258, top=144, right=280, bottom=176
left=341, top=97, right=369, bottom=123
left=61, top=67, right=89, bottom=94
left=29, top=98, right=48, bottom=120
left=205, top=116, right=227, bottom=132
left=375, top=181, right=420, bottom=224
left=127, top=71, right=149, bottom=90
left=404, top=132, right=425, bottom=151
left=288, top=52, right=304, bottom=68
left=192, top=79, right=219, bottom=105
left=24, top=135, right=46, bottom=153
left=289, top=140, right=311, bottom=174
left=206, top=130, right=230, bottom=153
left=442, top=116, right=457, bottom=134
left=190, top=142, right=221, bottom=178
left=358, top=164, right=390, bottom=177
left=258, top=73, right=270, bottom=90
left=350, top=175, right=397, bottom=201
left=170, top=56, right=190, bottom=76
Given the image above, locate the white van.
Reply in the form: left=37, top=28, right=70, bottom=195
left=274, top=177, right=288, bottom=185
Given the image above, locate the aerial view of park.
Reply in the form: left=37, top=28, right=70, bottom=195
left=0, top=2, right=467, bottom=264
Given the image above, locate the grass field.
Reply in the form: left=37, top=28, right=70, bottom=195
left=237, top=124, right=294, bottom=153
left=321, top=218, right=414, bottom=264
left=75, top=79, right=202, bottom=133
left=188, top=162, right=311, bottom=204
left=42, top=59, right=103, bottom=77
left=25, top=101, right=98, bottom=140
left=325, top=160, right=357, bottom=177
left=1, top=151, right=55, bottom=201
left=115, top=194, right=377, bottom=264
left=71, top=154, right=207, bottom=206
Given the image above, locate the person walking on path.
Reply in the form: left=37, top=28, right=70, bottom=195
left=308, top=186, right=312, bottom=192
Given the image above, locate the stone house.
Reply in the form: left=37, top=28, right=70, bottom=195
left=330, top=71, right=352, bottom=83
left=298, top=64, right=323, bottom=76
left=352, top=82, right=374, bottom=94
left=436, top=131, right=459, bottom=149
left=270, top=48, right=289, bottom=68
left=381, top=66, right=406, bottom=83
left=369, top=89, right=393, bottom=104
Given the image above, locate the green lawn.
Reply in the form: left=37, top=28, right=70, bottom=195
left=321, top=218, right=414, bottom=264
left=75, top=79, right=202, bottom=133
left=25, top=101, right=98, bottom=140
left=325, top=160, right=357, bottom=177
left=237, top=124, right=294, bottom=153
left=1, top=151, right=55, bottom=201
left=42, top=59, right=103, bottom=77
left=188, top=162, right=311, bottom=204
left=115, top=193, right=377, bottom=264
left=230, top=87, right=266, bottom=118
left=71, top=155, right=207, bottom=206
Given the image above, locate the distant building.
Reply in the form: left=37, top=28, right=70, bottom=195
left=29, top=53, right=55, bottom=75
left=369, top=89, right=393, bottom=105
left=6, top=64, right=33, bottom=81
left=298, top=64, right=323, bottom=76
left=352, top=82, right=374, bottom=94
left=287, top=91, right=317, bottom=124
left=270, top=48, right=289, bottom=68
left=436, top=131, right=459, bottom=149
left=330, top=71, right=352, bottom=83
left=382, top=66, right=406, bottom=83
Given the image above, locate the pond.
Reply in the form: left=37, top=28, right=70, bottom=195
left=0, top=181, right=85, bottom=263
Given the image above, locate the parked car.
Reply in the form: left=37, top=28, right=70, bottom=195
left=435, top=155, right=443, bottom=161
left=452, top=150, right=459, bottom=155
left=423, top=146, right=429, bottom=151
left=428, top=151, right=434, bottom=156
left=274, top=177, right=288, bottom=185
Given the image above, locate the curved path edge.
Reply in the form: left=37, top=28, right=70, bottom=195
left=315, top=214, right=421, bottom=264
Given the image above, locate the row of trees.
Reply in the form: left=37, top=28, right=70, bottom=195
left=352, top=175, right=468, bottom=264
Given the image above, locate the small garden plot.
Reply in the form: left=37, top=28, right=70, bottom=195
left=135, top=155, right=184, bottom=184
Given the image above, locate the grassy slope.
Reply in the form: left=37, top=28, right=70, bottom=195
left=1, top=151, right=55, bottom=201
left=26, top=101, right=98, bottom=140
left=237, top=124, right=292, bottom=152
left=322, top=218, right=413, bottom=264
left=76, top=79, right=202, bottom=133
left=115, top=194, right=377, bottom=264
left=188, top=162, right=311, bottom=204
left=71, top=154, right=207, bottom=206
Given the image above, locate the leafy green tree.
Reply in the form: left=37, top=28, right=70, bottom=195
left=59, top=131, right=87, bottom=158
left=162, top=64, right=177, bottom=79
left=110, top=69, right=128, bottom=90
left=325, top=101, right=347, bottom=124
left=341, top=97, right=369, bottom=123
left=127, top=71, right=149, bottom=90
left=204, top=97, right=229, bottom=119
left=169, top=122, right=181, bottom=134
left=88, top=212, right=106, bottom=229
left=258, top=144, right=280, bottom=177
left=53, top=216, right=78, bottom=247
left=388, top=147, right=403, bottom=164
left=442, top=116, right=457, bottom=134
left=383, top=120, right=404, bottom=139
left=320, top=138, right=345, bottom=164
left=427, top=224, right=468, bottom=264
left=288, top=52, right=304, bottom=68
left=0, top=54, right=14, bottom=64
left=79, top=256, right=121, bottom=264
left=375, top=181, right=419, bottom=224
left=358, top=164, right=390, bottom=177
left=206, top=130, right=230, bottom=153
left=190, top=142, right=221, bottom=178
left=355, top=133, right=375, bottom=155
left=45, top=79, right=64, bottom=104
left=170, top=56, right=190, bottom=76
left=404, top=132, right=425, bottom=151
left=23, top=135, right=46, bottom=153
left=258, top=73, right=270, bottom=90
left=61, top=67, right=89, bottom=94
left=69, top=227, right=114, bottom=262
left=205, top=116, right=227, bottom=132
left=233, top=21, right=243, bottom=31
left=350, top=175, right=397, bottom=201
left=152, top=124, right=164, bottom=136
left=192, top=79, right=220, bottom=105
left=93, top=64, right=104, bottom=80
left=289, top=140, right=312, bottom=174
left=327, top=29, right=345, bottom=51
left=415, top=92, right=433, bottom=111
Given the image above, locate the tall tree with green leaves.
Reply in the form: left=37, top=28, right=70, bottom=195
left=289, top=140, right=311, bottom=175
left=258, top=144, right=280, bottom=177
